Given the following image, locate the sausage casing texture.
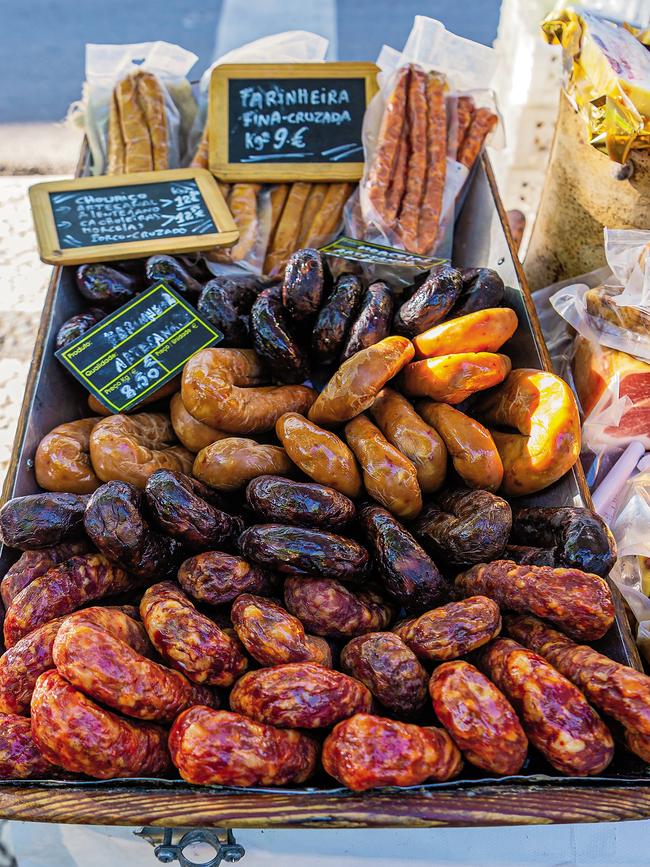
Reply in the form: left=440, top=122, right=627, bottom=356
left=84, top=480, right=181, bottom=580
left=1, top=541, right=90, bottom=608
left=169, top=707, right=318, bottom=786
left=197, top=276, right=257, bottom=346
left=75, top=263, right=138, bottom=307
left=345, top=414, right=423, bottom=520
left=31, top=670, right=170, bottom=779
left=340, top=632, right=428, bottom=716
left=140, top=582, right=247, bottom=687
left=145, top=255, right=204, bottom=297
left=251, top=285, right=309, bottom=384
left=413, top=307, right=517, bottom=359
left=370, top=388, right=446, bottom=494
left=230, top=662, right=372, bottom=728
left=322, top=713, right=462, bottom=791
left=505, top=613, right=650, bottom=738
left=284, top=577, right=394, bottom=639
left=341, top=281, right=394, bottom=361
left=52, top=607, right=217, bottom=722
left=309, top=336, right=414, bottom=426
left=0, top=493, right=89, bottom=551
left=479, top=638, right=614, bottom=776
left=312, top=273, right=363, bottom=365
left=452, top=268, right=505, bottom=318
left=178, top=551, right=277, bottom=606
left=3, top=554, right=135, bottom=647
left=411, top=488, right=511, bottom=566
left=0, top=713, right=60, bottom=779
left=429, top=660, right=528, bottom=774
left=393, top=266, right=463, bottom=337
left=246, top=475, right=355, bottom=530
left=275, top=412, right=363, bottom=498
left=455, top=560, right=614, bottom=641
left=35, top=418, right=102, bottom=495
left=394, top=596, right=502, bottom=661
left=231, top=594, right=331, bottom=667
left=359, top=502, right=447, bottom=612
left=55, top=308, right=105, bottom=350
left=282, top=248, right=329, bottom=322
left=193, top=437, right=293, bottom=492
left=239, top=524, right=369, bottom=583
left=402, top=352, right=511, bottom=404
left=145, top=469, right=243, bottom=550
left=170, top=392, right=227, bottom=452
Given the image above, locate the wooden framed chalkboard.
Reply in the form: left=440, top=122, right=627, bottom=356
left=209, top=62, right=379, bottom=181
left=29, top=168, right=239, bottom=266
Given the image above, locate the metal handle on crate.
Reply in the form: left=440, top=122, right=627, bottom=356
left=136, top=827, right=245, bottom=867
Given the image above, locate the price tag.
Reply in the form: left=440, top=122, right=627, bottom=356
left=210, top=63, right=378, bottom=181
left=319, top=236, right=447, bottom=269
left=29, top=169, right=238, bottom=266
left=55, top=283, right=222, bottom=413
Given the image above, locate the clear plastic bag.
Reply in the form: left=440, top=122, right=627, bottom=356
left=70, top=42, right=198, bottom=176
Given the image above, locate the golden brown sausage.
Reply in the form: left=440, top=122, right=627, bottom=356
left=35, top=418, right=102, bottom=494
left=264, top=182, right=311, bottom=276
left=182, top=348, right=316, bottom=434
left=370, top=388, right=446, bottom=493
left=170, top=393, right=227, bottom=453
left=345, top=414, right=422, bottom=520
left=275, top=412, right=363, bottom=498
left=477, top=368, right=581, bottom=496
left=302, top=183, right=354, bottom=248
left=413, top=308, right=518, bottom=359
left=417, top=400, right=503, bottom=492
left=193, top=437, right=293, bottom=492
left=309, top=336, right=414, bottom=426
left=136, top=71, right=169, bottom=171
left=89, top=413, right=193, bottom=489
left=402, top=352, right=511, bottom=404
left=190, top=122, right=209, bottom=168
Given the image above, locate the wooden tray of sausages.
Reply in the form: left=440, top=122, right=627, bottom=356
left=1, top=152, right=649, bottom=829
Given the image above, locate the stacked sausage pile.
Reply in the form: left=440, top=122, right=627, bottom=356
left=0, top=249, right=648, bottom=790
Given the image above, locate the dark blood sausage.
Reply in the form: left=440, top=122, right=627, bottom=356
left=197, top=276, right=258, bottom=347
left=0, top=493, right=89, bottom=550
left=229, top=662, right=372, bottom=729
left=393, top=265, right=462, bottom=337
left=170, top=707, right=318, bottom=787
left=0, top=713, right=60, bottom=779
left=145, top=469, right=243, bottom=550
left=411, top=488, right=511, bottom=566
left=510, top=506, right=617, bottom=578
left=177, top=551, right=277, bottom=606
left=503, top=544, right=555, bottom=567
left=239, top=524, right=369, bottom=583
left=145, top=254, right=204, bottom=296
left=311, top=272, right=363, bottom=365
left=52, top=607, right=217, bottom=722
left=358, top=502, right=447, bottom=612
left=55, top=308, right=106, bottom=350
left=250, top=285, right=309, bottom=384
left=393, top=596, right=501, bottom=661
left=31, top=670, right=171, bottom=780
left=340, top=632, right=428, bottom=717
left=322, top=713, right=462, bottom=791
left=285, top=577, right=394, bottom=639
left=76, top=263, right=138, bottom=307
left=3, top=554, right=135, bottom=647
left=452, top=267, right=505, bottom=317
left=282, top=248, right=329, bottom=322
left=455, top=560, right=615, bottom=641
left=505, top=614, right=650, bottom=739
left=478, top=638, right=614, bottom=776
left=1, top=541, right=90, bottom=608
left=246, top=475, right=355, bottom=530
left=429, top=660, right=528, bottom=775
left=140, top=581, right=248, bottom=687
left=341, top=281, right=394, bottom=361
left=84, top=480, right=181, bottom=579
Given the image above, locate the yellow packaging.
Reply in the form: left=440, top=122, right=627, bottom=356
left=543, top=8, right=650, bottom=162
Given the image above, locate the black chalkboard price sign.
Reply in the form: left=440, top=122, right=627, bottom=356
left=210, top=63, right=379, bottom=182
left=29, top=168, right=239, bottom=266
left=56, top=283, right=223, bottom=413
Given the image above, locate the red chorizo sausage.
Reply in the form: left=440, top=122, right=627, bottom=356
left=0, top=713, right=60, bottom=779
left=1, top=541, right=89, bottom=608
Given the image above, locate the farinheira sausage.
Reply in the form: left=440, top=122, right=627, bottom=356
left=455, top=560, right=614, bottom=641
left=479, top=638, right=614, bottom=776
left=397, top=66, right=428, bottom=252
left=417, top=73, right=447, bottom=254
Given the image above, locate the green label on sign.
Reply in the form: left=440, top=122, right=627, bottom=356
left=56, top=283, right=222, bottom=412
left=319, top=236, right=447, bottom=270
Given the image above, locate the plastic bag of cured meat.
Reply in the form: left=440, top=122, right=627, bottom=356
left=351, top=16, right=501, bottom=259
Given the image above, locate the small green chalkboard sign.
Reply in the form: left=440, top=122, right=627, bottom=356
left=56, top=283, right=222, bottom=413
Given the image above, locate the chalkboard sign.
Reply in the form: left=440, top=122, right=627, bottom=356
left=29, top=169, right=239, bottom=266
left=210, top=63, right=379, bottom=182
left=56, top=283, right=223, bottom=413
